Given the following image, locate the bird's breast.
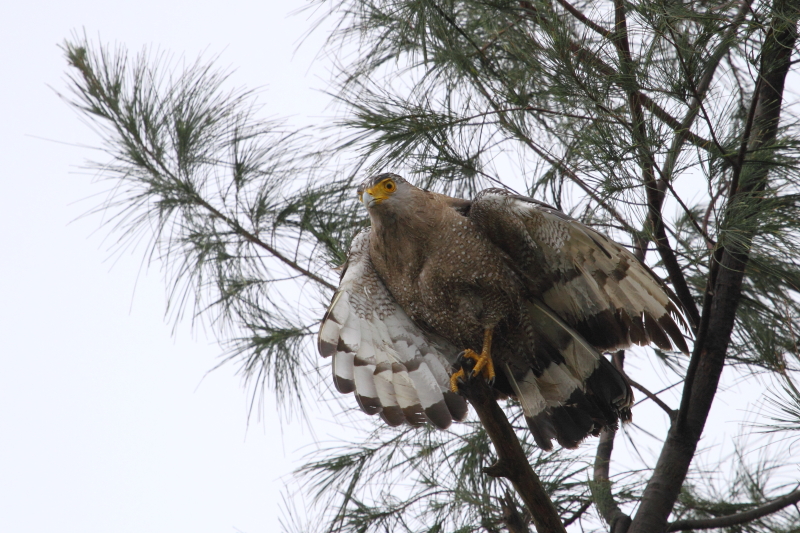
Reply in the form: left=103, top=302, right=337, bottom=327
left=370, top=213, right=520, bottom=349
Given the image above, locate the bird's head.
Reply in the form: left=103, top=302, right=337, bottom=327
left=357, top=173, right=411, bottom=210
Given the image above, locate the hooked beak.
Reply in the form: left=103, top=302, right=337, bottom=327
left=359, top=190, right=377, bottom=208
left=359, top=186, right=388, bottom=208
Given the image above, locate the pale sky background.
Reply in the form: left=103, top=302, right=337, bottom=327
left=1, top=2, right=333, bottom=532
left=2, top=2, right=795, bottom=532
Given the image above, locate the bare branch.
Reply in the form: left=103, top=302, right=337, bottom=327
left=626, top=375, right=676, bottom=420
left=609, top=0, right=701, bottom=327
left=562, top=500, right=592, bottom=527
left=462, top=379, right=567, bottom=533
left=519, top=2, right=718, bottom=155
left=590, top=352, right=632, bottom=533
left=660, top=0, right=754, bottom=183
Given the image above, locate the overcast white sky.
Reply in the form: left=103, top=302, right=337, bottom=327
left=1, top=2, right=335, bottom=532
left=2, top=2, right=795, bottom=532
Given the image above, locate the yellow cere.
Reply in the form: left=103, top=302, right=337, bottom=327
left=365, top=178, right=396, bottom=204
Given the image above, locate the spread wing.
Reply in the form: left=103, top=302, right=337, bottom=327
left=471, top=189, right=690, bottom=355
left=318, top=230, right=468, bottom=429
left=468, top=189, right=690, bottom=449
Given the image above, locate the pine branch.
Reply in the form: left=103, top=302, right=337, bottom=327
left=518, top=1, right=717, bottom=156
left=191, top=196, right=337, bottom=291
left=609, top=0, right=701, bottom=327
left=626, top=376, right=677, bottom=421
left=666, top=487, right=800, bottom=531
left=659, top=0, right=754, bottom=181
left=553, top=0, right=612, bottom=39
left=561, top=500, right=591, bottom=527
left=629, top=4, right=800, bottom=531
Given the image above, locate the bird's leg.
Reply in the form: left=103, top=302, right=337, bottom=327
left=450, top=328, right=495, bottom=392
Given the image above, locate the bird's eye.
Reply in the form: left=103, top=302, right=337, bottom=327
left=384, top=180, right=396, bottom=192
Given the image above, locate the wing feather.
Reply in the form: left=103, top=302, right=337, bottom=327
left=318, top=230, right=468, bottom=428
left=471, top=190, right=690, bottom=354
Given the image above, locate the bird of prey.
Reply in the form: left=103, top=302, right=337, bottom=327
left=318, top=173, right=689, bottom=450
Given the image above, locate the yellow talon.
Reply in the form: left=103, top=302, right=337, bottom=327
left=450, top=328, right=495, bottom=393
left=450, top=368, right=466, bottom=392
left=463, top=348, right=496, bottom=381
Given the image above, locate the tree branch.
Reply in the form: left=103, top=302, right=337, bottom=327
left=610, top=0, right=700, bottom=327
left=562, top=500, right=592, bottom=527
left=461, top=379, right=567, bottom=533
left=626, top=376, right=676, bottom=420
left=501, top=491, right=533, bottom=533
left=192, top=196, right=337, bottom=292
left=65, top=46, right=338, bottom=293
left=590, top=428, right=632, bottom=533
left=554, top=0, right=612, bottom=38
left=660, top=0, right=754, bottom=182
left=666, top=487, right=800, bottom=531
left=590, top=351, right=632, bottom=533
left=629, top=4, right=799, bottom=531
left=518, top=1, right=717, bottom=155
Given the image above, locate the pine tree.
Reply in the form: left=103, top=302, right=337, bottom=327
left=61, top=0, right=800, bottom=531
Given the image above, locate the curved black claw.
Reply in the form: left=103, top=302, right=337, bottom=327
left=455, top=349, right=477, bottom=374
left=450, top=349, right=495, bottom=394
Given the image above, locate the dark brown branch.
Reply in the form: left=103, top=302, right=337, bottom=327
left=660, top=0, right=753, bottom=181
left=562, top=500, right=592, bottom=527
left=662, top=178, right=716, bottom=248
left=610, top=0, right=701, bottom=328
left=554, top=0, right=611, bottom=38
left=193, top=197, right=337, bottom=291
left=626, top=376, right=676, bottom=420
left=666, top=487, right=800, bottom=531
left=516, top=2, right=716, bottom=155
left=138, top=139, right=337, bottom=292
left=629, top=4, right=799, bottom=531
left=461, top=380, right=567, bottom=533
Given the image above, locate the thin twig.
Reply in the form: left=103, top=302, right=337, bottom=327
left=562, top=500, right=592, bottom=527
left=554, top=0, right=612, bottom=38
left=663, top=178, right=716, bottom=248
left=659, top=0, right=753, bottom=182
left=518, top=2, right=718, bottom=154
left=626, top=376, right=676, bottom=420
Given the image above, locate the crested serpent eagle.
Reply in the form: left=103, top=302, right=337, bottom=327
left=318, top=173, right=689, bottom=450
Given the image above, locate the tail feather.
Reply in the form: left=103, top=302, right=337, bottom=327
left=550, top=403, right=595, bottom=449
left=499, top=299, right=633, bottom=449
left=527, top=411, right=558, bottom=451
